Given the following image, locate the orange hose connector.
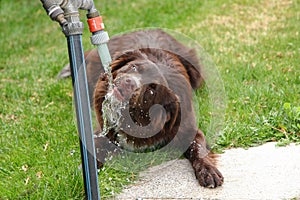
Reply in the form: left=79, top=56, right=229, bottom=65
left=87, top=16, right=104, bottom=32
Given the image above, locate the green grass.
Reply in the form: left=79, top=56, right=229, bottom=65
left=0, top=0, right=299, bottom=199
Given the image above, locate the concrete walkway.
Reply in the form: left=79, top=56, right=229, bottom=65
left=117, top=142, right=300, bottom=200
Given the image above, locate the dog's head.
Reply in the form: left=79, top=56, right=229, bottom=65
left=110, top=49, right=179, bottom=131
left=109, top=49, right=168, bottom=101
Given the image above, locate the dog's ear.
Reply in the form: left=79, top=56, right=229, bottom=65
left=175, top=50, right=203, bottom=89
left=111, top=50, right=147, bottom=72
left=149, top=84, right=180, bottom=131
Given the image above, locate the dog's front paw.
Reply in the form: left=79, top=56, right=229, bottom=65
left=195, top=161, right=224, bottom=188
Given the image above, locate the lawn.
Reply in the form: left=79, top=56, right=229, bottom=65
left=0, top=0, right=299, bottom=199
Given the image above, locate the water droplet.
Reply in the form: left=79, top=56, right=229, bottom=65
left=70, top=150, right=75, bottom=156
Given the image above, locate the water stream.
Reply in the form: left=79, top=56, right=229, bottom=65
left=100, top=66, right=128, bottom=136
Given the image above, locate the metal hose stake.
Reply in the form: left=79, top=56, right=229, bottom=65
left=40, top=0, right=104, bottom=199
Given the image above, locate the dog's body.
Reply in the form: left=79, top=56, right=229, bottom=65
left=59, top=29, right=223, bottom=188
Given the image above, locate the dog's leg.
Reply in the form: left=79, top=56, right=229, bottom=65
left=184, top=129, right=224, bottom=188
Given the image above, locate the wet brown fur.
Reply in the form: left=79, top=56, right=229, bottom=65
left=60, top=29, right=223, bottom=188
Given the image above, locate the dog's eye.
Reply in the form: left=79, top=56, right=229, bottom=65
left=131, top=65, right=137, bottom=72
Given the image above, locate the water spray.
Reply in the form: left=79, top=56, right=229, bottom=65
left=41, top=0, right=112, bottom=199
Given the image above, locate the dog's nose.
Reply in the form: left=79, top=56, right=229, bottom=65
left=121, top=77, right=137, bottom=91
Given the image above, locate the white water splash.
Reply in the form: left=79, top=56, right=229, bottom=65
left=101, top=67, right=128, bottom=136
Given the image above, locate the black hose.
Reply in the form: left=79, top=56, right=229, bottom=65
left=67, top=34, right=100, bottom=200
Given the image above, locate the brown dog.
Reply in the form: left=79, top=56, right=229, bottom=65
left=59, top=29, right=223, bottom=188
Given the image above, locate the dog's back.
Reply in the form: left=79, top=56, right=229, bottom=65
left=58, top=29, right=202, bottom=103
